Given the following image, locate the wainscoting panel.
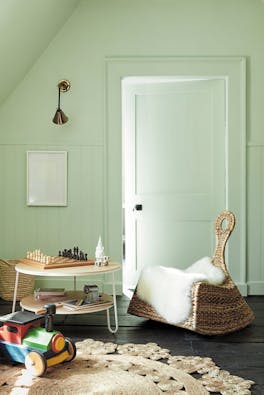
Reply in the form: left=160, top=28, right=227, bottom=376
left=0, top=144, right=104, bottom=259
left=247, top=145, right=264, bottom=295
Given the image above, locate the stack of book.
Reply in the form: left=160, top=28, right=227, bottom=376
left=34, top=288, right=65, bottom=301
left=62, top=297, right=110, bottom=310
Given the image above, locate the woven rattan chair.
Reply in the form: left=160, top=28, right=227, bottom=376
left=128, top=211, right=255, bottom=335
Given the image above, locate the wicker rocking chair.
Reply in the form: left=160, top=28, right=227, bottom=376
left=128, top=211, right=255, bottom=335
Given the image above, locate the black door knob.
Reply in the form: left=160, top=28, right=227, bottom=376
left=134, top=204, right=143, bottom=211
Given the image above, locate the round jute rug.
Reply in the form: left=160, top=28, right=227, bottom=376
left=0, top=339, right=254, bottom=395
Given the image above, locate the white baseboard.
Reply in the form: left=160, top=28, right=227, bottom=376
left=235, top=282, right=248, bottom=296
left=234, top=281, right=264, bottom=296
left=247, top=281, right=264, bottom=295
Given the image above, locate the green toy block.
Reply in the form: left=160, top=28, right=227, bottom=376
left=23, top=327, right=57, bottom=351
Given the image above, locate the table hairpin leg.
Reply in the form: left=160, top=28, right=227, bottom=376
left=12, top=270, right=20, bottom=313
left=106, top=271, right=118, bottom=333
left=73, top=276, right=76, bottom=291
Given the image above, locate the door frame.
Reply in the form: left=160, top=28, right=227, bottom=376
left=105, top=56, right=246, bottom=294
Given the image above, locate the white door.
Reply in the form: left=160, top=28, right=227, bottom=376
left=122, top=78, right=226, bottom=289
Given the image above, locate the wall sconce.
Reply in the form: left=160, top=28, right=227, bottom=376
left=52, top=79, right=70, bottom=125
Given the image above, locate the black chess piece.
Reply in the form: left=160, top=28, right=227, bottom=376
left=59, top=251, right=61, bottom=257
left=73, top=247, right=76, bottom=259
left=80, top=251, right=84, bottom=261
left=85, top=253, right=88, bottom=261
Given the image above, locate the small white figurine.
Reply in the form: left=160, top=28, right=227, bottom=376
left=95, top=236, right=104, bottom=259
left=95, top=236, right=109, bottom=266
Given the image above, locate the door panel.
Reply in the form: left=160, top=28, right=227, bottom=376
left=123, top=79, right=226, bottom=288
left=136, top=90, right=212, bottom=195
left=136, top=220, right=213, bottom=271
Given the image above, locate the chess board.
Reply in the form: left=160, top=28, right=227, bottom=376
left=20, top=258, right=95, bottom=269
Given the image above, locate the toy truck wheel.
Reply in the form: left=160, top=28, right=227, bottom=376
left=25, top=351, right=47, bottom=376
left=64, top=338, right=76, bottom=362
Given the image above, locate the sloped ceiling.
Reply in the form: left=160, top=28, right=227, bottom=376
left=0, top=0, right=80, bottom=105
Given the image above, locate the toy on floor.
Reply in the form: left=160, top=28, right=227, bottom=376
left=0, top=304, right=76, bottom=376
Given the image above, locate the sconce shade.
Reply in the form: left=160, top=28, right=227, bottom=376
left=52, top=79, right=70, bottom=125
left=53, top=109, right=68, bottom=125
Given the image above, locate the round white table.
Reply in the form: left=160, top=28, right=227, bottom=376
left=13, top=261, right=121, bottom=333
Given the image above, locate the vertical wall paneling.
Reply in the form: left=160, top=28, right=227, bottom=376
left=0, top=1, right=264, bottom=295
left=247, top=145, right=264, bottom=294
left=0, top=144, right=118, bottom=291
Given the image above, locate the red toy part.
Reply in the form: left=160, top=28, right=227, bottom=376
left=0, top=311, right=43, bottom=344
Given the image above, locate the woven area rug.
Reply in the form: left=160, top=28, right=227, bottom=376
left=0, top=339, right=254, bottom=395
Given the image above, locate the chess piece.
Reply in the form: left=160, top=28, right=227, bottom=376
left=95, top=237, right=104, bottom=260
left=95, top=237, right=108, bottom=266
left=73, top=247, right=77, bottom=259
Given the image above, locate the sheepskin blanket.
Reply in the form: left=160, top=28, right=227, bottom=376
left=137, top=257, right=226, bottom=324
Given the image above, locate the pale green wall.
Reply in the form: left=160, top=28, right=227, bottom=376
left=0, top=0, right=80, bottom=104
left=0, top=0, right=263, bottom=294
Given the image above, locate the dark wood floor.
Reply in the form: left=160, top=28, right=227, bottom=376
left=0, top=295, right=263, bottom=394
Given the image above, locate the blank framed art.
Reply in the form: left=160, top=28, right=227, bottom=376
left=27, top=151, right=67, bottom=206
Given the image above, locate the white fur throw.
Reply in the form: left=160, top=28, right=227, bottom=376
left=136, top=257, right=226, bottom=324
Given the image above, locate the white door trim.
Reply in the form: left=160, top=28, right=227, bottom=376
left=105, top=56, right=246, bottom=294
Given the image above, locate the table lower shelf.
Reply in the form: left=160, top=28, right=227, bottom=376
left=20, top=291, right=113, bottom=315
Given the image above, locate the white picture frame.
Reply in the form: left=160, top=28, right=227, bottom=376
left=27, top=151, right=67, bottom=206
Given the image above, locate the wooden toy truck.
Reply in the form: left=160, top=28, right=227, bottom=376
left=0, top=304, right=76, bottom=376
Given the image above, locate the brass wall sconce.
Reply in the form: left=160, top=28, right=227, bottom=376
left=52, top=79, right=70, bottom=125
